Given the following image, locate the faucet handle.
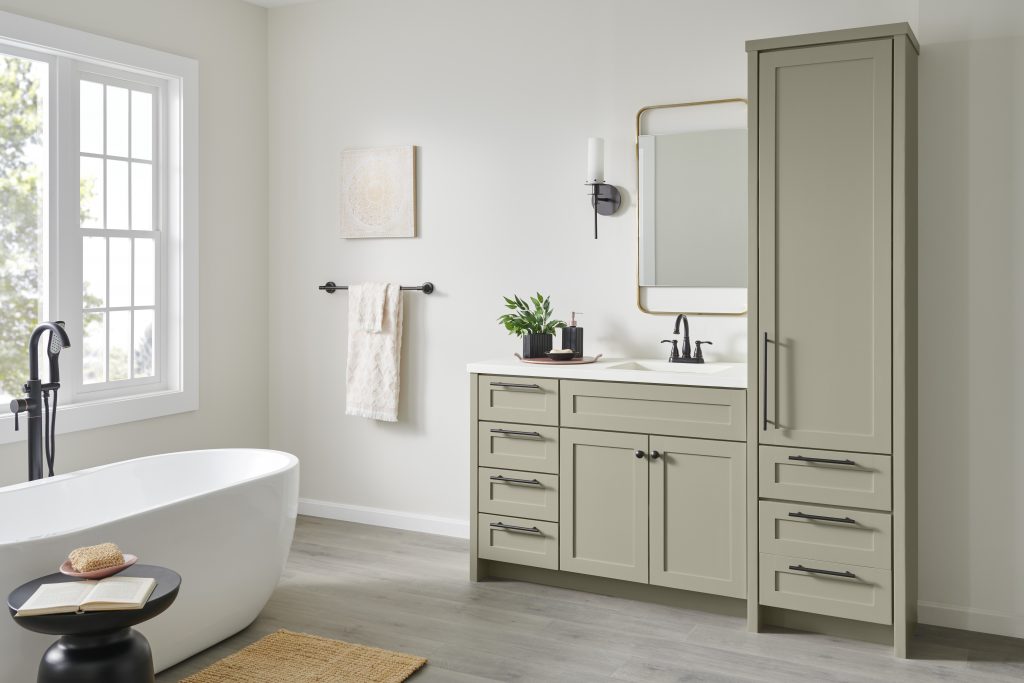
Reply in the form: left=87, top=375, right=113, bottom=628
left=693, top=340, right=713, bottom=362
left=661, top=339, right=680, bottom=360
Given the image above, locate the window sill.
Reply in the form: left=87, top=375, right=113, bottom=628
left=0, top=388, right=197, bottom=446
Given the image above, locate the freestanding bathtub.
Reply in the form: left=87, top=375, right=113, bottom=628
left=0, top=448, right=299, bottom=682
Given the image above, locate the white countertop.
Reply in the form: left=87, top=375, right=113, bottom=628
left=466, top=357, right=747, bottom=389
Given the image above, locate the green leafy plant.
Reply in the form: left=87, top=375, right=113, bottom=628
left=498, top=293, right=566, bottom=337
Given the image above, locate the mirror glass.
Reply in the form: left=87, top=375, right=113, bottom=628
left=637, top=99, right=747, bottom=314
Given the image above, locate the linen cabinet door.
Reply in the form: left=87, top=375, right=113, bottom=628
left=758, top=39, right=893, bottom=454
left=559, top=428, right=649, bottom=583
left=649, top=436, right=745, bottom=598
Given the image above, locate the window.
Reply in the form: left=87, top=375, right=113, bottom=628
left=0, top=12, right=197, bottom=442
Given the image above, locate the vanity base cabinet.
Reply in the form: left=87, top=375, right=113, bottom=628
left=471, top=374, right=747, bottom=608
left=747, top=23, right=918, bottom=656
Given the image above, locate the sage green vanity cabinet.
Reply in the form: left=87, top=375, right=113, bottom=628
left=559, top=428, right=649, bottom=583
left=747, top=23, right=918, bottom=656
left=471, top=371, right=747, bottom=602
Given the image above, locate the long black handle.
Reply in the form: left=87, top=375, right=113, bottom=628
left=489, top=382, right=542, bottom=390
left=762, top=331, right=769, bottom=431
left=489, top=475, right=543, bottom=486
left=789, top=564, right=857, bottom=579
left=788, top=511, right=857, bottom=524
left=788, top=455, right=858, bottom=466
left=489, top=428, right=543, bottom=439
left=489, top=522, right=542, bottom=534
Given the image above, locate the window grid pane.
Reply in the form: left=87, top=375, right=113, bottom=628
left=80, top=75, right=159, bottom=387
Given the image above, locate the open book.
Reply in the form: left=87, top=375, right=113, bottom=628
left=15, top=577, right=156, bottom=617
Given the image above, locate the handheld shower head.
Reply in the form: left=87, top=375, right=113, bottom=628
left=47, top=321, right=69, bottom=384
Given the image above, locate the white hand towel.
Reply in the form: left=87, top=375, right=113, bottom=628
left=350, top=282, right=388, bottom=332
left=346, top=283, right=403, bottom=421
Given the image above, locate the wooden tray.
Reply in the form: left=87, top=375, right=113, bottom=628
left=514, top=353, right=603, bottom=365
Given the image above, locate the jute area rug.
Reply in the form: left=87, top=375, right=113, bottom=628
left=181, top=629, right=427, bottom=682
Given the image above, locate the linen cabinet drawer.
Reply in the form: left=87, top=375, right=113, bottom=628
left=478, top=513, right=558, bottom=570
left=478, top=375, right=559, bottom=426
left=560, top=380, right=745, bottom=441
left=759, top=553, right=892, bottom=625
left=759, top=446, right=891, bottom=510
left=759, top=501, right=891, bottom=569
left=478, top=422, right=559, bottom=474
left=478, top=468, right=558, bottom=522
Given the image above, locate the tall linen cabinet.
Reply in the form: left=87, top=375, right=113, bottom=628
left=745, top=24, right=918, bottom=656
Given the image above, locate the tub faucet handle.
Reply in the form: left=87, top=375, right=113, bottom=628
left=10, top=398, right=28, bottom=431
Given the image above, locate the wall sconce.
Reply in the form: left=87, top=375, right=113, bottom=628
left=585, top=137, right=621, bottom=239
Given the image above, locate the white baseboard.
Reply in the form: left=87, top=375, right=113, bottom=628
left=919, top=600, right=1024, bottom=639
left=298, top=498, right=470, bottom=539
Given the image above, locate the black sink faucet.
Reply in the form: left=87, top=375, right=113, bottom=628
left=666, top=314, right=711, bottom=364
left=9, top=321, right=70, bottom=481
left=673, top=314, right=692, bottom=361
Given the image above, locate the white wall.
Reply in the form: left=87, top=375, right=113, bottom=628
left=265, top=3, right=912, bottom=530
left=0, top=0, right=270, bottom=483
left=915, top=0, right=1024, bottom=639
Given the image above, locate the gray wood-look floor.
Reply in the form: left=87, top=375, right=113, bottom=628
left=157, top=516, right=1023, bottom=682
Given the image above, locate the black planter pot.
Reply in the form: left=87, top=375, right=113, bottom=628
left=522, top=334, right=553, bottom=359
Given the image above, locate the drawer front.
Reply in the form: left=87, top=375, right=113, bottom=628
left=759, top=446, right=891, bottom=511
left=560, top=380, right=745, bottom=441
left=478, top=375, right=559, bottom=426
left=478, top=513, right=558, bottom=570
left=478, top=468, right=558, bottom=522
left=478, top=421, right=559, bottom=474
left=759, top=500, right=891, bottom=569
left=759, top=553, right=892, bottom=625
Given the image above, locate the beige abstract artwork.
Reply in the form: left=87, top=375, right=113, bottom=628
left=340, top=145, right=415, bottom=238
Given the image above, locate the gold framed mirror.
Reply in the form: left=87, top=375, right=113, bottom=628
left=636, top=98, right=748, bottom=315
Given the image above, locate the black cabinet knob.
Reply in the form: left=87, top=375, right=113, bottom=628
left=650, top=450, right=661, bottom=460
left=634, top=450, right=645, bottom=459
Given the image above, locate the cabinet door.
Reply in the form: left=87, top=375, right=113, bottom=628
left=559, top=428, right=648, bottom=583
left=758, top=39, right=893, bottom=454
left=649, top=436, right=745, bottom=597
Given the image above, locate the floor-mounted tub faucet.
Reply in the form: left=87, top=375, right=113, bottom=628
left=9, top=321, right=70, bottom=481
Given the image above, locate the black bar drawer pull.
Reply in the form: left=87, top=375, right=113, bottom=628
left=489, top=382, right=542, bottom=390
left=489, top=522, right=542, bottom=535
left=788, top=454, right=858, bottom=466
left=762, top=332, right=769, bottom=431
left=489, top=475, right=543, bottom=486
left=789, top=564, right=857, bottom=579
left=788, top=511, right=857, bottom=524
left=489, top=428, right=543, bottom=439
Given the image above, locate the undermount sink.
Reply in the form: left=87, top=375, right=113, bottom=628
left=605, top=360, right=731, bottom=374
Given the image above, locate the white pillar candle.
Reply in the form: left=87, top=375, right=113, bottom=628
left=587, top=137, right=604, bottom=183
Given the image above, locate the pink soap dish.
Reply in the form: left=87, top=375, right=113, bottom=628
left=59, top=554, right=138, bottom=579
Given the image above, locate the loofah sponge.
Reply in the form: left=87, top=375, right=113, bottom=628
left=68, top=542, right=125, bottom=573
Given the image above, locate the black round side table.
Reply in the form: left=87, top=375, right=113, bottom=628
left=7, top=564, right=180, bottom=683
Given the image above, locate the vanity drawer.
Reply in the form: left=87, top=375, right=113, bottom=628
left=759, top=446, right=891, bottom=511
left=478, top=513, right=558, bottom=570
left=478, top=467, right=558, bottom=522
left=478, top=375, right=559, bottom=426
left=759, top=553, right=892, bottom=625
left=759, top=500, right=891, bottom=569
left=560, top=380, right=745, bottom=441
left=478, top=421, right=559, bottom=474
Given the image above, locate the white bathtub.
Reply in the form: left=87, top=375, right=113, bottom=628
left=0, top=448, right=299, bottom=682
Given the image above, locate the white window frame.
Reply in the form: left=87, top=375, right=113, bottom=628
left=0, top=11, right=197, bottom=445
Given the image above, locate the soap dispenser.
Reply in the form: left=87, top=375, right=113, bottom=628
left=562, top=312, right=584, bottom=358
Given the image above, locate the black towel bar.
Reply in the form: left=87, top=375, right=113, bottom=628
left=318, top=281, right=434, bottom=294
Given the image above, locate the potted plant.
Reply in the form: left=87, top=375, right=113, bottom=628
left=498, top=293, right=567, bottom=358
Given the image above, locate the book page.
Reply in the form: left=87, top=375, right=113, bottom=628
left=15, top=581, right=96, bottom=617
left=81, top=576, right=156, bottom=610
